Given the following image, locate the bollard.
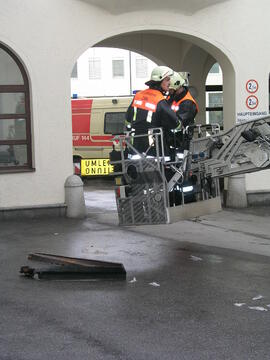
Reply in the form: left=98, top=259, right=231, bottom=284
left=226, top=174, right=247, bottom=208
left=64, top=175, right=86, bottom=218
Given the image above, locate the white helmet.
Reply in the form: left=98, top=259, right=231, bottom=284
left=146, top=66, right=173, bottom=84
left=179, top=72, right=190, bottom=86
left=169, top=72, right=186, bottom=90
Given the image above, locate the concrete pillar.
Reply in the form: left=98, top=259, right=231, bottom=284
left=226, top=175, right=247, bottom=208
left=64, top=175, right=86, bottom=218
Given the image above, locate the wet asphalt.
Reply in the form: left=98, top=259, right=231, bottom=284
left=1, top=178, right=270, bottom=360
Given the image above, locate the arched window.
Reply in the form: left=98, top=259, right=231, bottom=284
left=0, top=43, right=32, bottom=172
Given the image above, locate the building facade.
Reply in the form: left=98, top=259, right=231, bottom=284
left=71, top=47, right=157, bottom=97
left=0, top=0, right=270, bottom=214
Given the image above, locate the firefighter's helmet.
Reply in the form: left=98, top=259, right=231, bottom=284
left=169, top=72, right=186, bottom=90
left=179, top=72, right=190, bottom=86
left=149, top=66, right=174, bottom=82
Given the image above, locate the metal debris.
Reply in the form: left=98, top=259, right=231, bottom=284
left=20, top=252, right=126, bottom=280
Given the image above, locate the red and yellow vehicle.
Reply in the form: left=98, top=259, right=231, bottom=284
left=72, top=96, right=132, bottom=176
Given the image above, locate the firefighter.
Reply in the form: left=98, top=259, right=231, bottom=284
left=125, top=66, right=181, bottom=156
left=168, top=72, right=198, bottom=150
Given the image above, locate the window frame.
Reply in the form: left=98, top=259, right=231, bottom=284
left=205, top=85, right=223, bottom=129
left=104, top=111, right=126, bottom=135
left=135, top=58, right=148, bottom=78
left=0, top=43, right=33, bottom=173
left=89, top=57, right=101, bottom=80
left=112, top=59, right=124, bottom=78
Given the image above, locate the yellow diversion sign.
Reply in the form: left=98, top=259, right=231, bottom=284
left=81, top=158, right=114, bottom=176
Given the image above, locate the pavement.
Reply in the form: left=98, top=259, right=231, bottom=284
left=1, top=178, right=270, bottom=359
left=85, top=178, right=270, bottom=258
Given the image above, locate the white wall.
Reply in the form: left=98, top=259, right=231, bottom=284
left=70, top=47, right=156, bottom=97
left=0, top=0, right=270, bottom=209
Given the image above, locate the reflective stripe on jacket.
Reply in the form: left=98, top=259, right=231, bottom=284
left=171, top=91, right=198, bottom=113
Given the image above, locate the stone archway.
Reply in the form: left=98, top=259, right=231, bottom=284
left=69, top=27, right=237, bottom=210
left=93, top=30, right=235, bottom=129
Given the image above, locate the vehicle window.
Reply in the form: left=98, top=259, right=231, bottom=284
left=0, top=44, right=32, bottom=172
left=104, top=112, right=126, bottom=135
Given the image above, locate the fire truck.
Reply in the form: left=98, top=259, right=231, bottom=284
left=72, top=96, right=132, bottom=176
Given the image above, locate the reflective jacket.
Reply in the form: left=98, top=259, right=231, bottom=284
left=132, top=88, right=165, bottom=113
left=126, top=88, right=181, bottom=154
left=169, top=89, right=198, bottom=152
left=171, top=90, right=198, bottom=113
left=170, top=89, right=198, bottom=128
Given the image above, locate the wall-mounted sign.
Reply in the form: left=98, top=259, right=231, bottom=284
left=246, top=79, right=258, bottom=93
left=237, top=110, right=268, bottom=123
left=246, top=95, right=259, bottom=109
